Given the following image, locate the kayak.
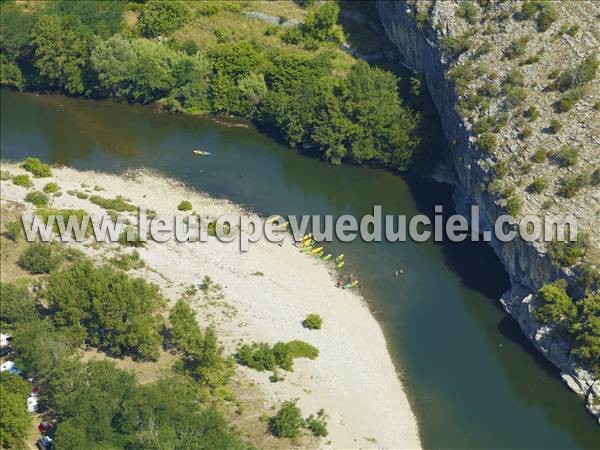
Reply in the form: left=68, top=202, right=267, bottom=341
left=335, top=254, right=345, bottom=262
left=343, top=280, right=358, bottom=289
left=322, top=254, right=332, bottom=261
left=301, top=246, right=314, bottom=253
left=301, top=238, right=313, bottom=247
left=313, top=252, right=324, bottom=258
left=193, top=150, right=211, bottom=156
left=336, top=261, right=345, bottom=269
left=310, top=246, right=324, bottom=254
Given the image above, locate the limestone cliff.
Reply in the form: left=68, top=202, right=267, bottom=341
left=375, top=0, right=599, bottom=420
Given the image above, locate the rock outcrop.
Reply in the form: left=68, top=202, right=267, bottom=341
left=375, top=0, right=599, bottom=420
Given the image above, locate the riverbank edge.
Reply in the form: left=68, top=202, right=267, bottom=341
left=375, top=0, right=599, bottom=421
left=0, top=161, right=422, bottom=448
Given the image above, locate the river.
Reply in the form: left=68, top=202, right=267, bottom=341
left=1, top=89, right=598, bottom=449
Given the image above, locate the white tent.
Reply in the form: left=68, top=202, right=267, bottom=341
left=0, top=360, right=21, bottom=375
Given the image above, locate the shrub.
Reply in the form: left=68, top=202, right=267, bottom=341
left=505, top=87, right=528, bottom=108
left=547, top=233, right=589, bottom=267
left=504, top=37, right=529, bottom=60
left=506, top=196, right=523, bottom=216
left=532, top=148, right=547, bottom=163
left=594, top=101, right=600, bottom=111
left=557, top=174, right=587, bottom=198
left=531, top=176, right=548, bottom=194
left=3, top=220, right=22, bottom=241
left=43, top=182, right=60, bottom=194
left=556, top=54, right=599, bottom=91
left=478, top=132, right=497, bottom=152
left=178, top=200, right=193, bottom=211
left=520, top=125, right=533, bottom=140
left=137, top=0, right=190, bottom=38
left=270, top=400, right=303, bottom=438
left=22, top=157, right=51, bottom=178
left=12, top=174, right=32, bottom=187
left=111, top=250, right=144, bottom=271
left=281, top=26, right=302, bottom=45
left=197, top=2, right=218, bottom=16
left=237, top=340, right=318, bottom=373
left=18, top=243, right=63, bottom=274
left=284, top=340, right=319, bottom=360
left=504, top=68, right=525, bottom=87
left=305, top=409, right=328, bottom=437
left=525, top=105, right=539, bottom=121
left=35, top=208, right=91, bottom=238
left=537, top=3, right=558, bottom=32
left=24, top=191, right=49, bottom=207
left=494, top=160, right=508, bottom=179
left=548, top=119, right=562, bottom=134
left=557, top=97, right=573, bottom=113
left=440, top=33, right=472, bottom=59
left=591, top=168, right=600, bottom=186
left=118, top=228, right=145, bottom=247
left=557, top=145, right=578, bottom=167
left=520, top=1, right=538, bottom=20
left=302, top=314, right=323, bottom=330
left=90, top=195, right=136, bottom=212
left=236, top=342, right=276, bottom=371
left=456, top=1, right=479, bottom=25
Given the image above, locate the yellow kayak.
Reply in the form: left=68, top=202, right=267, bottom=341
left=322, top=254, right=332, bottom=261
left=336, top=261, right=345, bottom=269
left=310, top=246, right=324, bottom=255
left=335, top=254, right=345, bottom=262
left=301, top=238, right=313, bottom=247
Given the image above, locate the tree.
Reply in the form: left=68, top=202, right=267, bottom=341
left=30, top=14, right=92, bottom=95
left=343, top=61, right=419, bottom=170
left=91, top=34, right=136, bottom=97
left=207, top=41, right=264, bottom=82
left=170, top=298, right=203, bottom=354
left=127, top=39, right=178, bottom=103
left=0, top=282, right=38, bottom=327
left=302, top=2, right=343, bottom=43
left=570, top=292, right=600, bottom=376
left=270, top=399, right=303, bottom=438
left=137, top=1, right=190, bottom=38
left=192, top=325, right=234, bottom=388
left=52, top=360, right=138, bottom=448
left=534, top=280, right=577, bottom=328
left=47, top=259, right=165, bottom=359
left=11, top=319, right=76, bottom=385
left=0, top=374, right=32, bottom=448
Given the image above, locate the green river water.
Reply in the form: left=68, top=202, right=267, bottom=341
left=1, top=89, right=598, bottom=449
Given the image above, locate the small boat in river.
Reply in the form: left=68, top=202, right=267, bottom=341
left=193, top=149, right=211, bottom=156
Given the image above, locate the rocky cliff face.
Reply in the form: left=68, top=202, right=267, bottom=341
left=375, top=0, right=599, bottom=420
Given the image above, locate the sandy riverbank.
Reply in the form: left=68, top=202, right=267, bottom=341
left=1, top=163, right=421, bottom=449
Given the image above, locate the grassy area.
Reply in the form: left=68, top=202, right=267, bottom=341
left=172, top=0, right=356, bottom=77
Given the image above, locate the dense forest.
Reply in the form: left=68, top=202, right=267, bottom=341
left=0, top=0, right=421, bottom=171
